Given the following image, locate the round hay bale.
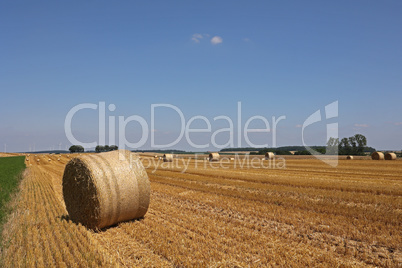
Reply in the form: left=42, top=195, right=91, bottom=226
left=209, top=153, right=220, bottom=161
left=371, top=152, right=384, bottom=160
left=230, top=158, right=235, bottom=161
left=346, top=155, right=353, bottom=160
left=62, top=150, right=151, bottom=230
left=163, top=154, right=173, bottom=162
left=385, top=153, right=397, bottom=160
left=265, top=152, right=275, bottom=160
left=154, top=155, right=158, bottom=158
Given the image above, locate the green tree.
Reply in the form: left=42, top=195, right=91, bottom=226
left=326, top=137, right=339, bottom=155
left=69, top=145, right=84, bottom=153
left=349, top=136, right=357, bottom=154
left=339, top=138, right=351, bottom=155
left=95, top=145, right=118, bottom=153
left=109, top=145, right=118, bottom=151
left=354, top=134, right=367, bottom=155
left=339, top=134, right=367, bottom=155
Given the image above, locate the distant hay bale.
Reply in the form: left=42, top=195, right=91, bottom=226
left=37, top=159, right=40, bottom=162
left=385, top=153, right=397, bottom=160
left=346, top=155, right=353, bottom=160
left=265, top=152, right=275, bottom=160
left=209, top=153, right=220, bottom=161
left=154, top=155, right=158, bottom=158
left=159, top=157, right=163, bottom=160
left=57, top=158, right=60, bottom=161
left=230, top=158, right=235, bottom=161
left=62, top=150, right=151, bottom=230
left=163, top=154, right=173, bottom=162
left=371, top=152, right=384, bottom=160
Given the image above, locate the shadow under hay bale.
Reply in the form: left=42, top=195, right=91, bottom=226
left=62, top=150, right=150, bottom=230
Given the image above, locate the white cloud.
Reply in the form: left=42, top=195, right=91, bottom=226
left=394, top=122, right=402, bottom=126
left=191, top=33, right=204, bottom=43
left=354, top=124, right=369, bottom=128
left=243, top=38, right=250, bottom=42
left=211, top=36, right=223, bottom=45
left=191, top=33, right=211, bottom=43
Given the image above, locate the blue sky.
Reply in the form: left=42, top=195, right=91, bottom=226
left=1, top=1, right=401, bottom=152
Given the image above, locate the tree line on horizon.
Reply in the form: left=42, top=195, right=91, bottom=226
left=68, top=145, right=119, bottom=153
left=68, top=133, right=381, bottom=156
left=227, top=134, right=375, bottom=156
left=95, top=145, right=118, bottom=153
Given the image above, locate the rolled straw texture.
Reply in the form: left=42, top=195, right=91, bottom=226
left=371, top=152, right=384, bottom=160
left=209, top=153, right=220, bottom=161
left=62, top=150, right=150, bottom=229
left=385, top=153, right=397, bottom=160
left=163, top=154, right=173, bottom=162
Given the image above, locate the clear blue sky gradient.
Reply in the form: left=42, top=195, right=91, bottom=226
left=1, top=1, right=401, bottom=152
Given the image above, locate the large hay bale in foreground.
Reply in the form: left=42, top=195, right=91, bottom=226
left=346, top=155, right=353, bottom=160
left=265, top=152, right=275, bottom=160
left=163, top=154, right=173, bottom=162
left=371, top=152, right=384, bottom=160
left=385, top=153, right=397, bottom=160
left=209, top=153, right=220, bottom=161
left=62, top=150, right=150, bottom=230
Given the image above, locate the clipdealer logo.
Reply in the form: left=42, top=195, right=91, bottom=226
left=64, top=101, right=339, bottom=168
left=64, top=102, right=286, bottom=150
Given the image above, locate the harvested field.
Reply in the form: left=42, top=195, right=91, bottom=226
left=0, top=153, right=20, bottom=158
left=1, top=154, right=401, bottom=267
